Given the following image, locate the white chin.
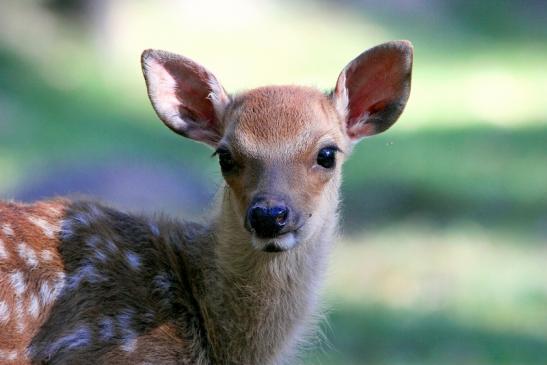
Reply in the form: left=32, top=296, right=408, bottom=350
left=251, top=232, right=298, bottom=252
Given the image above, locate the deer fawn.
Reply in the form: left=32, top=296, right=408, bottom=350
left=0, top=41, right=412, bottom=364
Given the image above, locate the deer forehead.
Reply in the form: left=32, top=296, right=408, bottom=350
left=224, top=86, right=346, bottom=158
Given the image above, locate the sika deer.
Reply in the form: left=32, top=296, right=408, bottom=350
left=0, top=41, right=413, bottom=364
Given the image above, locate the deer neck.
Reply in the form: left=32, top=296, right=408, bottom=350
left=200, top=185, right=339, bottom=364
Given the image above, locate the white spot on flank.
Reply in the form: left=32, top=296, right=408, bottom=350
left=29, top=294, right=40, bottom=319
left=121, top=337, right=137, bottom=352
left=28, top=216, right=59, bottom=238
left=0, top=239, right=8, bottom=260
left=2, top=224, right=14, bottom=236
left=0, top=301, right=10, bottom=324
left=105, top=239, right=118, bottom=253
left=40, top=281, right=52, bottom=305
left=0, top=349, right=18, bottom=360
left=117, top=309, right=138, bottom=352
left=149, top=221, right=160, bottom=237
left=17, top=242, right=38, bottom=268
left=40, top=274, right=64, bottom=306
left=72, top=212, right=91, bottom=227
left=99, top=316, right=115, bottom=341
left=95, top=249, right=107, bottom=263
left=56, top=271, right=66, bottom=285
left=47, top=325, right=91, bottom=356
left=66, top=264, right=105, bottom=290
left=9, top=271, right=26, bottom=295
left=40, top=249, right=54, bottom=262
left=125, top=251, right=141, bottom=270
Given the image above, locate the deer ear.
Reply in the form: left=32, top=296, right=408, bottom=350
left=141, top=49, right=230, bottom=147
left=333, top=41, right=413, bottom=141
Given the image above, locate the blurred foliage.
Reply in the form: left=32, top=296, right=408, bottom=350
left=0, top=1, right=546, bottom=364
left=343, top=127, right=547, bottom=236
left=306, top=304, right=547, bottom=365
left=302, top=230, right=547, bottom=364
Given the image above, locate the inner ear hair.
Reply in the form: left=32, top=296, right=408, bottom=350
left=333, top=40, right=413, bottom=140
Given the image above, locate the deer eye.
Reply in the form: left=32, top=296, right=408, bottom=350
left=216, top=148, right=237, bottom=173
left=316, top=146, right=337, bottom=169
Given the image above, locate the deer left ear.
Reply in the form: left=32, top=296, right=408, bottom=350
left=141, top=49, right=230, bottom=147
left=333, top=40, right=413, bottom=141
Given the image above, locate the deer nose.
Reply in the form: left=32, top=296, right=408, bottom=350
left=247, top=200, right=289, bottom=238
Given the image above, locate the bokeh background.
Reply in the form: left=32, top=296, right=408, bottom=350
left=1, top=1, right=546, bottom=364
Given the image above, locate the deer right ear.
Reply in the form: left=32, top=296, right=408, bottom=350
left=333, top=41, right=413, bottom=141
left=141, top=49, right=230, bottom=147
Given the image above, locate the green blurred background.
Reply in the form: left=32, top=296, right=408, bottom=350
left=1, top=1, right=546, bottom=364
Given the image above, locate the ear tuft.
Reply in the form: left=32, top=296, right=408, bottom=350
left=141, top=49, right=230, bottom=147
left=334, top=40, right=413, bottom=141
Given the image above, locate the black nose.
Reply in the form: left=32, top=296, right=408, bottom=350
left=247, top=201, right=289, bottom=238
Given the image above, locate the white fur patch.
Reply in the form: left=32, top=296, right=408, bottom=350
left=95, top=249, right=108, bottom=263
left=17, top=242, right=38, bottom=268
left=40, top=281, right=53, bottom=305
left=121, top=337, right=138, bottom=353
left=40, top=249, right=54, bottom=262
left=0, top=238, right=8, bottom=260
left=125, top=251, right=141, bottom=270
left=251, top=232, right=297, bottom=252
left=99, top=316, right=115, bottom=341
left=40, top=272, right=66, bottom=306
left=72, top=212, right=92, bottom=227
left=0, top=300, right=9, bottom=323
left=48, top=325, right=91, bottom=356
left=0, top=349, right=17, bottom=360
left=105, top=239, right=119, bottom=253
left=1, top=224, right=14, bottom=236
left=148, top=221, right=160, bottom=237
left=9, top=271, right=26, bottom=295
left=66, top=264, right=105, bottom=290
left=29, top=294, right=40, bottom=319
left=117, top=309, right=138, bottom=352
left=28, top=216, right=59, bottom=239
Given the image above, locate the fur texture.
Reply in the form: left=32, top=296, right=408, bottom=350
left=0, top=196, right=334, bottom=364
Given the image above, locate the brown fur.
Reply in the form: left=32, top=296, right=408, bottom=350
left=0, top=41, right=413, bottom=364
left=221, top=86, right=348, bottom=218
